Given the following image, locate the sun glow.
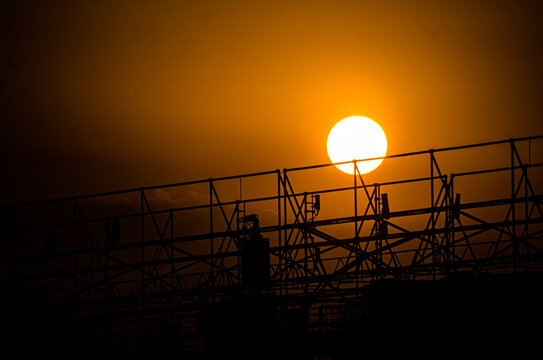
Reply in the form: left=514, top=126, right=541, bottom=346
left=327, top=116, right=388, bottom=174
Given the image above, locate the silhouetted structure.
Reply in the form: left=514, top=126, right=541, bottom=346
left=1, top=136, right=542, bottom=358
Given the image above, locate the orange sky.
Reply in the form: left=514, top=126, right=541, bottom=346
left=2, top=0, right=543, bottom=203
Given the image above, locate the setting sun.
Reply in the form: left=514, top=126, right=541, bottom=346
left=327, top=116, right=388, bottom=174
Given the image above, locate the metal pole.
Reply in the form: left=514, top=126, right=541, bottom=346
left=430, top=151, right=436, bottom=280
left=209, top=179, right=214, bottom=294
left=170, top=209, right=175, bottom=311
left=277, top=170, right=282, bottom=297
left=140, top=189, right=145, bottom=315
left=509, top=139, right=519, bottom=272
left=524, top=165, right=529, bottom=271
left=376, top=185, right=382, bottom=281
left=303, top=192, right=308, bottom=294
left=236, top=200, right=241, bottom=286
left=283, top=170, right=289, bottom=300
left=450, top=175, right=455, bottom=273
left=73, top=197, right=78, bottom=296
left=354, top=161, right=358, bottom=240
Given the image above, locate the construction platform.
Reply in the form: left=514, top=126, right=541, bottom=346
left=1, top=136, right=542, bottom=358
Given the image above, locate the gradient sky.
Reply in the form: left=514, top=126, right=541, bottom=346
left=2, top=0, right=543, bottom=204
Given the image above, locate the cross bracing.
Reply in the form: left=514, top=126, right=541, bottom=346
left=1, top=136, right=542, bottom=358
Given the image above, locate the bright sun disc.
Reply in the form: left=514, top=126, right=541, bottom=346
left=327, top=116, right=387, bottom=174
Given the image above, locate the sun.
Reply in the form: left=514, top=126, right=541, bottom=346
left=327, top=116, right=387, bottom=174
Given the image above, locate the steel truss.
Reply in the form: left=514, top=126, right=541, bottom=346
left=1, top=136, right=543, bottom=357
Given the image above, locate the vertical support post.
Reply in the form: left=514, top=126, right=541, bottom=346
left=430, top=151, right=436, bottom=280
left=376, top=185, right=382, bottom=281
left=441, top=173, right=448, bottom=272
left=354, top=161, right=358, bottom=239
left=277, top=170, right=282, bottom=297
left=442, top=174, right=449, bottom=274
left=449, top=175, right=456, bottom=273
left=236, top=200, right=241, bottom=285
left=523, top=164, right=529, bottom=271
left=140, top=189, right=145, bottom=315
left=354, top=162, right=360, bottom=288
left=73, top=197, right=78, bottom=297
left=170, top=209, right=175, bottom=311
left=510, top=141, right=517, bottom=272
left=209, top=179, right=214, bottom=293
left=283, top=170, right=289, bottom=301
left=303, top=192, right=308, bottom=295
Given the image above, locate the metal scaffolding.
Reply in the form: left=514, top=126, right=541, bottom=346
left=1, top=136, right=543, bottom=358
